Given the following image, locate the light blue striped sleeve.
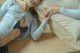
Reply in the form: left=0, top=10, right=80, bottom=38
left=31, top=18, right=47, bottom=41
left=60, top=7, right=80, bottom=19
left=0, top=0, right=12, bottom=18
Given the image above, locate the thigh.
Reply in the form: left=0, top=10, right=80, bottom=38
left=0, top=29, right=20, bottom=47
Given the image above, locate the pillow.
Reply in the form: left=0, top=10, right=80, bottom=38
left=35, top=0, right=80, bottom=22
left=35, top=0, right=79, bottom=11
left=34, top=0, right=80, bottom=50
left=60, top=0, right=79, bottom=9
left=35, top=0, right=61, bottom=11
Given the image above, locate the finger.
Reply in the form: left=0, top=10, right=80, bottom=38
left=47, top=5, right=52, bottom=8
left=42, top=10, right=47, bottom=15
left=45, top=12, right=51, bottom=17
left=43, top=8, right=52, bottom=17
left=43, top=8, right=48, bottom=14
left=46, top=14, right=52, bottom=22
left=43, top=10, right=49, bottom=16
left=45, top=13, right=52, bottom=22
left=45, top=7, right=50, bottom=11
left=44, top=7, right=47, bottom=11
left=47, top=13, right=52, bottom=19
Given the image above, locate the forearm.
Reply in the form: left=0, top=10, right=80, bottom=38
left=60, top=7, right=80, bottom=19
left=31, top=20, right=47, bottom=41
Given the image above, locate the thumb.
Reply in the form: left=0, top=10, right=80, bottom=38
left=47, top=13, right=52, bottom=19
left=46, top=13, right=52, bottom=22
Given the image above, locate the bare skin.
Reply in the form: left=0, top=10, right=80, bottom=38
left=0, top=0, right=52, bottom=47
left=0, top=29, right=20, bottom=47
left=43, top=5, right=61, bottom=15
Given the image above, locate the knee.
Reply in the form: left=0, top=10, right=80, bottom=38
left=0, top=40, right=7, bottom=47
left=0, top=29, right=20, bottom=47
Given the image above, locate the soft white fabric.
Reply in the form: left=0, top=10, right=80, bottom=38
left=35, top=0, right=80, bottom=50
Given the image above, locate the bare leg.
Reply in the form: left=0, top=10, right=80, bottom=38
left=0, top=29, right=20, bottom=47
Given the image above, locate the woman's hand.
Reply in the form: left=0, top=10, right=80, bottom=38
left=44, top=6, right=60, bottom=14
left=43, top=9, right=52, bottom=23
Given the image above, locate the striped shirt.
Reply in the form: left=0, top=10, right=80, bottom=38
left=0, top=0, right=47, bottom=40
left=60, top=7, right=80, bottom=20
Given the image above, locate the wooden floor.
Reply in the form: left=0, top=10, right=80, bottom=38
left=7, top=33, right=75, bottom=53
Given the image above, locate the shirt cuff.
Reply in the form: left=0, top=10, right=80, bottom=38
left=60, top=7, right=67, bottom=14
left=41, top=20, right=47, bottom=29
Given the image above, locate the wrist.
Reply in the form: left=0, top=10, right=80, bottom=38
left=57, top=7, right=60, bottom=13
left=52, top=7, right=60, bottom=13
left=42, top=20, right=47, bottom=25
left=45, top=19, right=51, bottom=23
